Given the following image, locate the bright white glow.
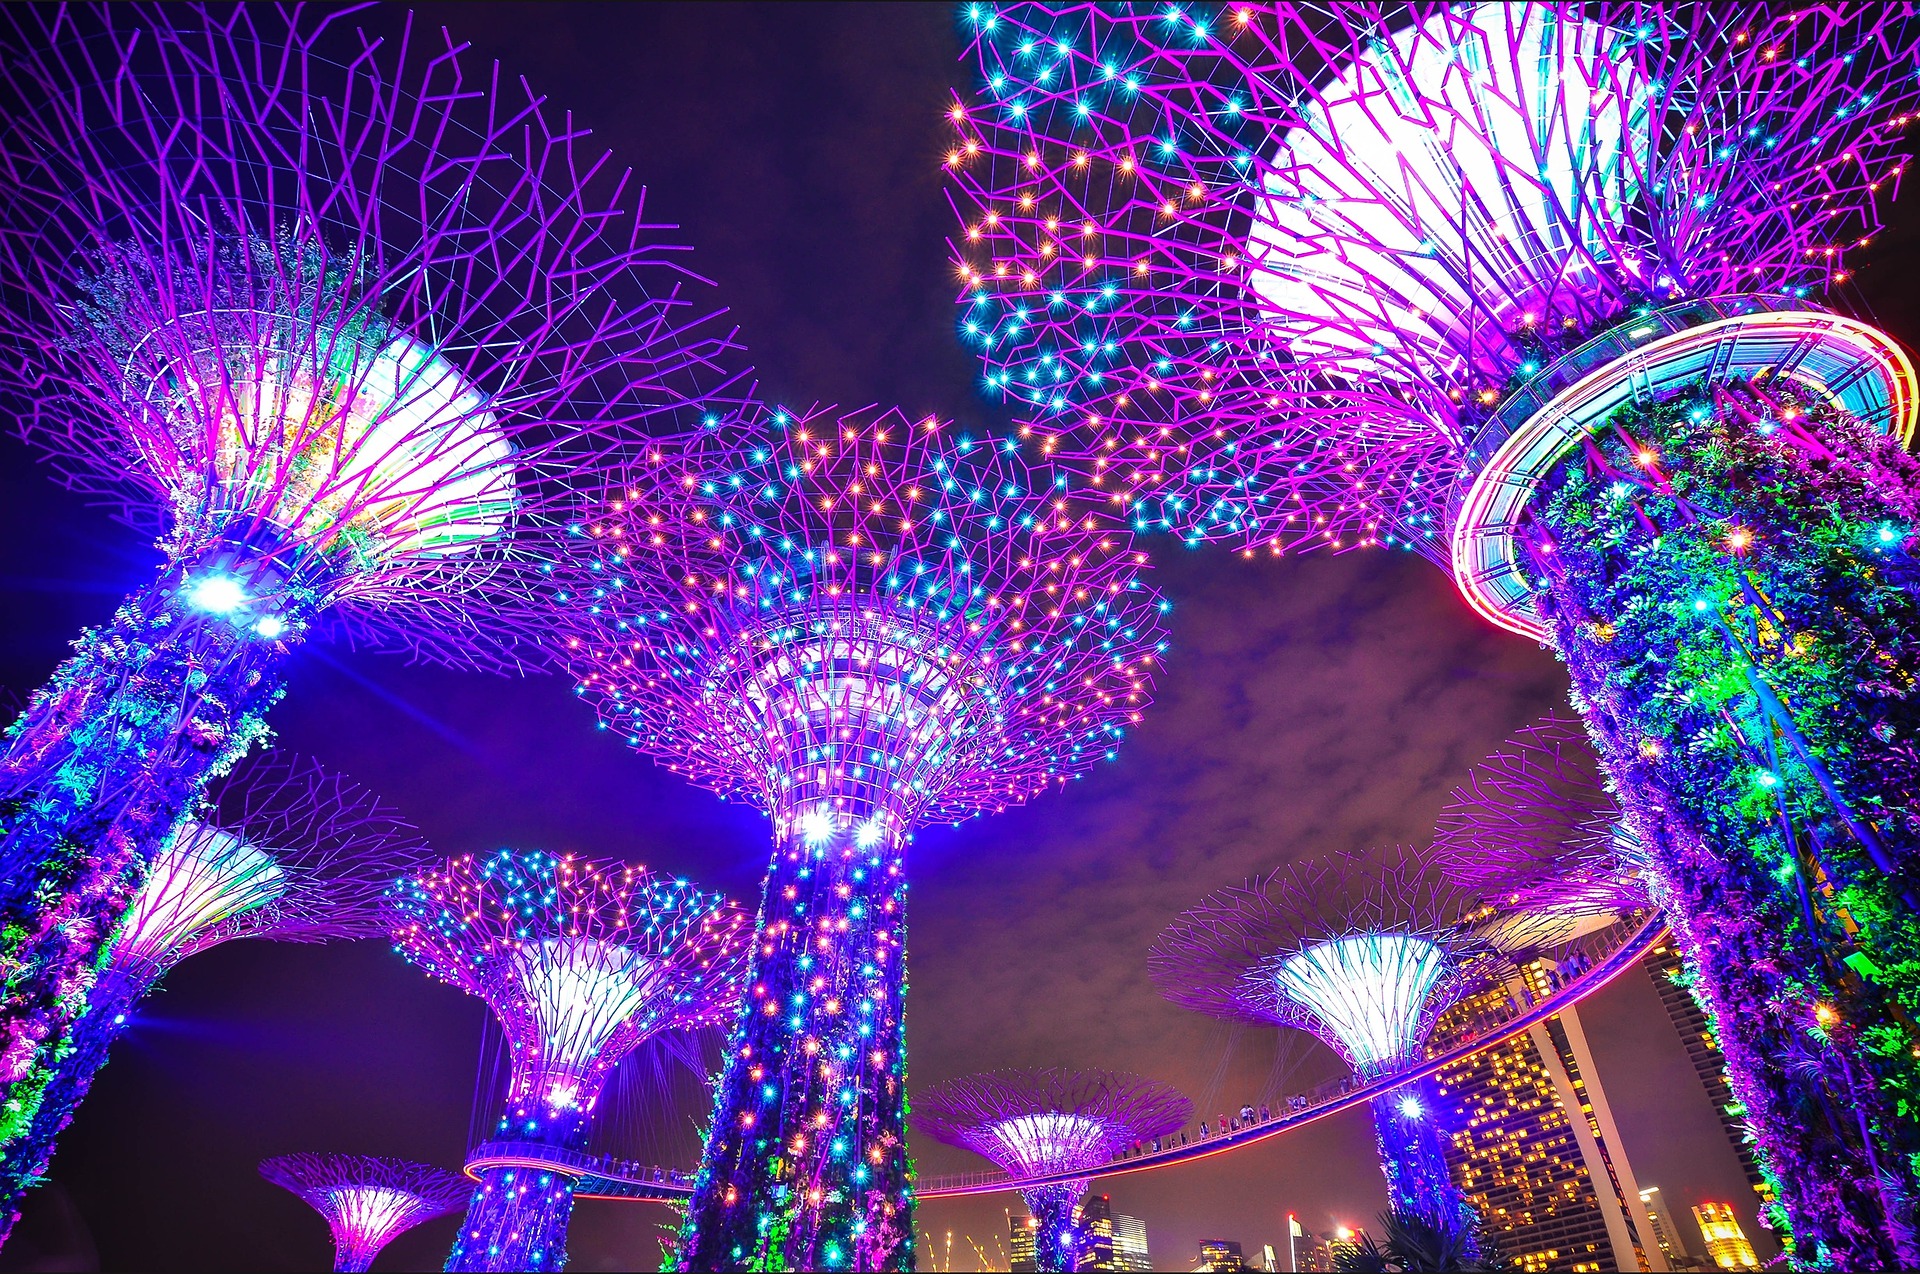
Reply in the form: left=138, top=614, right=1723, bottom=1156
left=325, top=1185, right=424, bottom=1248
left=985, top=1113, right=1111, bottom=1176
left=854, top=817, right=886, bottom=848
left=743, top=631, right=971, bottom=736
left=1272, top=933, right=1448, bottom=1073
left=1247, top=4, right=1649, bottom=385
left=725, top=611, right=1000, bottom=817
left=115, top=822, right=287, bottom=967
left=187, top=574, right=248, bottom=614
left=799, top=807, right=838, bottom=846
left=253, top=614, right=287, bottom=639
left=1398, top=1095, right=1423, bottom=1119
left=163, top=327, right=517, bottom=566
left=509, top=938, right=668, bottom=1089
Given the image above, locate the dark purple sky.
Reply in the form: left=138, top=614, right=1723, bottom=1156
left=8, top=3, right=1917, bottom=1269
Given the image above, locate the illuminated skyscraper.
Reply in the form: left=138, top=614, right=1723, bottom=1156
left=1434, top=716, right=1769, bottom=1263
left=1296, top=1227, right=1366, bottom=1274
left=1639, top=1187, right=1695, bottom=1271
left=1009, top=1213, right=1038, bottom=1273
left=1644, top=940, right=1773, bottom=1213
left=1198, top=1239, right=1246, bottom=1272
left=1111, top=1210, right=1150, bottom=1273
left=1078, top=1194, right=1118, bottom=1272
left=1692, top=1203, right=1759, bottom=1271
left=1431, top=961, right=1661, bottom=1274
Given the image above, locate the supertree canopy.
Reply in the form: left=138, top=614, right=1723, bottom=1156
left=0, top=0, right=742, bottom=1160
left=0, top=754, right=427, bottom=1237
left=260, top=1153, right=471, bottom=1274
left=388, top=851, right=751, bottom=1272
left=913, top=1068, right=1189, bottom=1273
left=1430, top=714, right=1650, bottom=930
left=1152, top=848, right=1519, bottom=1245
left=949, top=4, right=1920, bottom=1262
left=563, top=402, right=1167, bottom=1270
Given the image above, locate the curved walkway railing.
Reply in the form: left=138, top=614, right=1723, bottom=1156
left=463, top=1141, right=695, bottom=1202
left=464, top=910, right=1665, bottom=1203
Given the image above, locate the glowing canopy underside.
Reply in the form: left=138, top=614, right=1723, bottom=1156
left=1268, top=932, right=1448, bottom=1073
left=114, top=821, right=287, bottom=968
left=325, top=1185, right=427, bottom=1250
left=1250, top=3, right=1648, bottom=386
left=509, top=937, right=670, bottom=1084
left=259, top=1152, right=471, bottom=1268
left=913, top=1066, right=1192, bottom=1180
left=984, top=1112, right=1114, bottom=1177
left=136, top=308, right=517, bottom=569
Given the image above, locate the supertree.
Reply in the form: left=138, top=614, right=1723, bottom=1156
left=562, top=401, right=1167, bottom=1270
left=912, top=1068, right=1189, bottom=1273
left=0, top=754, right=428, bottom=1236
left=1151, top=847, right=1527, bottom=1247
left=946, top=4, right=1920, bottom=1261
left=260, top=1153, right=471, bottom=1274
left=1430, top=715, right=1650, bottom=929
left=0, top=0, right=743, bottom=1149
left=388, top=851, right=751, bottom=1272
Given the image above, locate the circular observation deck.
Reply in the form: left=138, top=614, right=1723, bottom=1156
left=1448, top=298, right=1917, bottom=641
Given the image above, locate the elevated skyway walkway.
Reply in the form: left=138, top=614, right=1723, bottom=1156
left=463, top=910, right=1664, bottom=1202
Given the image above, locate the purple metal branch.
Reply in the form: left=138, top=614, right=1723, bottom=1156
left=116, top=752, right=431, bottom=977
left=564, top=401, right=1166, bottom=831
left=260, top=1153, right=470, bottom=1273
left=944, top=2, right=1920, bottom=552
left=913, top=1067, right=1191, bottom=1177
left=1149, top=845, right=1530, bottom=1066
left=1431, top=715, right=1650, bottom=917
left=0, top=1, right=749, bottom=671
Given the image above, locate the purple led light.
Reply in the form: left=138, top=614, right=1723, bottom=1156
left=260, top=1154, right=471, bottom=1274
left=915, top=1068, right=1189, bottom=1274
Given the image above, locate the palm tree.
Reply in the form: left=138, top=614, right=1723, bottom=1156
left=1331, top=1207, right=1514, bottom=1273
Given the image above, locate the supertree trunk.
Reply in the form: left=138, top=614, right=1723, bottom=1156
left=1021, top=1182, right=1087, bottom=1274
left=678, top=834, right=913, bottom=1273
left=0, top=547, right=303, bottom=1168
left=1370, top=1080, right=1476, bottom=1245
left=334, top=1235, right=381, bottom=1273
left=1523, top=382, right=1920, bottom=1269
left=447, top=1097, right=587, bottom=1272
left=0, top=963, right=150, bottom=1242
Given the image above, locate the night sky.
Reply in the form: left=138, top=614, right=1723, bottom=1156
left=4, top=3, right=1916, bottom=1270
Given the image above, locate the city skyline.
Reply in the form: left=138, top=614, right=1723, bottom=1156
left=2, top=4, right=1912, bottom=1269
left=941, top=1168, right=1779, bottom=1274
